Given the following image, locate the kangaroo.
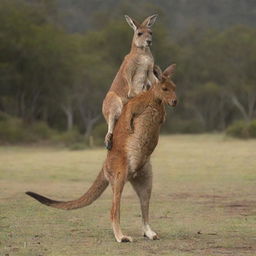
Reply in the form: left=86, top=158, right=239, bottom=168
left=26, top=64, right=177, bottom=243
left=102, top=14, right=158, bottom=150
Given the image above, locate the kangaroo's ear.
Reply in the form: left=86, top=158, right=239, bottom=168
left=124, top=15, right=139, bottom=31
left=153, top=65, right=162, bottom=80
left=141, top=14, right=158, bottom=28
left=162, top=64, right=176, bottom=78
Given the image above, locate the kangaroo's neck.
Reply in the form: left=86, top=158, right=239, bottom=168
left=130, top=43, right=151, bottom=56
left=140, top=89, right=166, bottom=127
left=146, top=88, right=165, bottom=110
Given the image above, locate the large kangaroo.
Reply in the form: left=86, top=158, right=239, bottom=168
left=102, top=14, right=158, bottom=150
left=26, top=64, right=177, bottom=243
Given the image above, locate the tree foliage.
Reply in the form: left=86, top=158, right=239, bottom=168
left=0, top=0, right=256, bottom=142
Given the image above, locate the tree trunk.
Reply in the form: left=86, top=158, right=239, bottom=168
left=231, top=94, right=249, bottom=122
left=218, top=95, right=227, bottom=130
left=61, top=105, right=74, bottom=131
left=77, top=100, right=101, bottom=138
left=18, top=92, right=25, bottom=119
left=67, top=111, right=73, bottom=131
left=190, top=105, right=206, bottom=129
left=84, top=115, right=100, bottom=138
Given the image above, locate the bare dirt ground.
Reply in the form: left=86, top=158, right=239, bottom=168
left=0, top=134, right=256, bottom=256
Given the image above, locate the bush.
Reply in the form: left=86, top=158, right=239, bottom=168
left=68, top=143, right=88, bottom=150
left=0, top=111, right=10, bottom=122
left=226, top=120, right=256, bottom=139
left=0, top=117, right=33, bottom=143
left=0, top=116, right=91, bottom=147
left=53, top=128, right=87, bottom=147
left=29, top=122, right=55, bottom=139
left=92, top=122, right=107, bottom=146
left=248, top=120, right=256, bottom=138
left=0, top=117, right=56, bottom=143
left=163, top=118, right=205, bottom=134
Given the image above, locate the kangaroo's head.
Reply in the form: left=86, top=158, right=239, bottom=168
left=125, top=14, right=158, bottom=49
left=154, top=64, right=177, bottom=107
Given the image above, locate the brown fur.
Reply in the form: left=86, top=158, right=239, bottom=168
left=26, top=64, right=177, bottom=243
left=102, top=14, right=158, bottom=149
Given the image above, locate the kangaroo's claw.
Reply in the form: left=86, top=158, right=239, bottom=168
left=119, top=236, right=133, bottom=243
left=105, top=133, right=113, bottom=150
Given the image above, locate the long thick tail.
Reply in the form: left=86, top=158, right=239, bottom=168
left=26, top=168, right=109, bottom=210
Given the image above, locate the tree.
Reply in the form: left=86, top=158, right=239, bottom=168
left=212, top=26, right=256, bottom=122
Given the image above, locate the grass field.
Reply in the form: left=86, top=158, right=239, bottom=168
left=0, top=134, right=256, bottom=256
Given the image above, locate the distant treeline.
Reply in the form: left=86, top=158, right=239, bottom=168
left=56, top=0, right=256, bottom=33
left=0, top=0, right=256, bottom=143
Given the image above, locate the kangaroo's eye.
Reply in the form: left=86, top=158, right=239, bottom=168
left=137, top=32, right=143, bottom=36
left=162, top=87, right=168, bottom=91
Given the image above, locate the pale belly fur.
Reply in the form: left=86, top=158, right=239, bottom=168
left=125, top=106, right=162, bottom=174
left=133, top=68, right=148, bottom=93
left=132, top=55, right=153, bottom=94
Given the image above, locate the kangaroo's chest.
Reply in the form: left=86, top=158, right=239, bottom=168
left=126, top=106, right=164, bottom=172
left=133, top=55, right=154, bottom=88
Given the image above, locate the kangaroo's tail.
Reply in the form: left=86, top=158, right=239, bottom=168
left=26, top=168, right=109, bottom=210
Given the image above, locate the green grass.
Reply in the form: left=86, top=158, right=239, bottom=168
left=0, top=134, right=256, bottom=256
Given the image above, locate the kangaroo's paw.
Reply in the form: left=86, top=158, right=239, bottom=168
left=143, top=226, right=159, bottom=240
left=127, top=89, right=136, bottom=99
left=126, top=127, right=134, bottom=134
left=144, top=232, right=160, bottom=240
left=104, top=133, right=113, bottom=150
left=116, top=235, right=133, bottom=243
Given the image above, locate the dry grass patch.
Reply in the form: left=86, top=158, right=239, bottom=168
left=0, top=134, right=256, bottom=256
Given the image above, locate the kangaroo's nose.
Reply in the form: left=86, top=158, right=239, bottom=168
left=172, top=99, right=177, bottom=106
left=146, top=40, right=152, bottom=45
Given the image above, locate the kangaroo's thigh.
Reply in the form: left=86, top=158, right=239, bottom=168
left=102, top=91, right=124, bottom=149
left=102, top=91, right=123, bottom=124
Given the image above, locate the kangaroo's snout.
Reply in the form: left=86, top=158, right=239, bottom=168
left=146, top=40, right=152, bottom=46
left=170, top=99, right=177, bottom=107
left=168, top=99, right=178, bottom=107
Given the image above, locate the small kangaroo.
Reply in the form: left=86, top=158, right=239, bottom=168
left=26, top=64, right=177, bottom=243
left=102, top=14, right=158, bottom=150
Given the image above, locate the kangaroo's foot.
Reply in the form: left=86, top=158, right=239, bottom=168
left=144, top=232, right=159, bottom=240
left=143, top=225, right=159, bottom=240
left=104, top=133, right=113, bottom=150
left=112, top=223, right=133, bottom=243
left=116, top=235, right=133, bottom=243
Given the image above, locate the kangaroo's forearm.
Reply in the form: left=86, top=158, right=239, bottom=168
left=125, top=63, right=136, bottom=96
left=125, top=111, right=134, bottom=133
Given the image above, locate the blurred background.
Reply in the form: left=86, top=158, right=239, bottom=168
left=1, top=0, right=256, bottom=147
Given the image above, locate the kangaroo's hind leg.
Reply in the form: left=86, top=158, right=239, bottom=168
left=102, top=92, right=123, bottom=150
left=110, top=169, right=133, bottom=243
left=130, top=161, right=159, bottom=240
left=105, top=114, right=116, bottom=150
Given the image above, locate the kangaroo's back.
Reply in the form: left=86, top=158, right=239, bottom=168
left=110, top=90, right=163, bottom=163
left=108, top=55, right=131, bottom=98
